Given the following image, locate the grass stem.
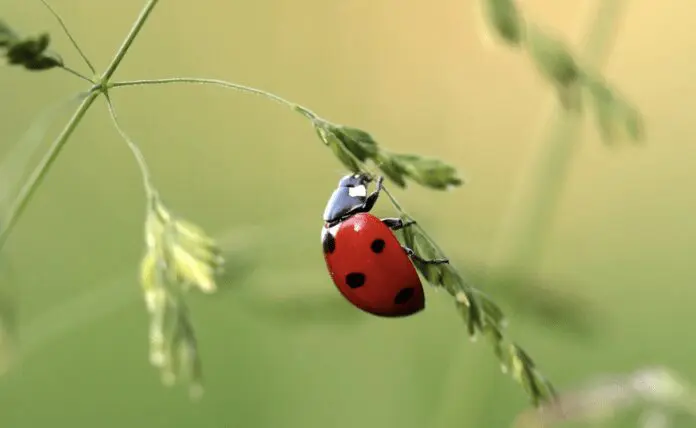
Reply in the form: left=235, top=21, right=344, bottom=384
left=101, top=0, right=159, bottom=83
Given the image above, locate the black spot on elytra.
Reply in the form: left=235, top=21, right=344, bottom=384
left=394, top=287, right=414, bottom=304
left=322, top=232, right=336, bottom=254
left=345, top=272, right=365, bottom=288
left=370, top=238, right=385, bottom=253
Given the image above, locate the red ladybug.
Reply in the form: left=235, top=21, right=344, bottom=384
left=321, top=173, right=449, bottom=317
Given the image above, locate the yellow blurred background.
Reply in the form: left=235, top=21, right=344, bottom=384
left=1, top=0, right=695, bottom=427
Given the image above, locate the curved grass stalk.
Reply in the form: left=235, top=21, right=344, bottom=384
left=103, top=93, right=156, bottom=199
left=109, top=78, right=318, bottom=120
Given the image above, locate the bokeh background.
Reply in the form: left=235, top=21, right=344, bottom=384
left=1, top=0, right=695, bottom=427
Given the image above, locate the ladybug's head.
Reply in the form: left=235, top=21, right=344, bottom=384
left=323, top=173, right=372, bottom=224
left=337, top=173, right=372, bottom=189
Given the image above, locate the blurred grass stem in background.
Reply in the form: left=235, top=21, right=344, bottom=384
left=489, top=0, right=629, bottom=274
left=436, top=0, right=632, bottom=425
left=0, top=92, right=98, bottom=250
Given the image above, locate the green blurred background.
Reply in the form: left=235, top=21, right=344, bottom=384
left=1, top=0, right=696, bottom=427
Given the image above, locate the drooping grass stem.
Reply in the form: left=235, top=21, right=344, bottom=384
left=104, top=93, right=156, bottom=200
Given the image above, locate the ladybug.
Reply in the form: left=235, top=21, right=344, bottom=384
left=321, top=173, right=449, bottom=317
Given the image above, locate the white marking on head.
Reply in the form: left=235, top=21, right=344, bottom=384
left=348, top=185, right=367, bottom=198
left=328, top=224, right=340, bottom=236
left=321, top=224, right=340, bottom=242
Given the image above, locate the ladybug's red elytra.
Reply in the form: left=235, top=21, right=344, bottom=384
left=321, top=173, right=449, bottom=317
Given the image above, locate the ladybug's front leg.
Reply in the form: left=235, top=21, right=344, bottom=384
left=381, top=218, right=417, bottom=231
left=359, top=175, right=385, bottom=213
left=402, top=246, right=449, bottom=265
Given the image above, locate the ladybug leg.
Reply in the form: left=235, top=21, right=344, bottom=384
left=346, top=175, right=384, bottom=216
left=381, top=218, right=417, bottom=231
left=402, top=246, right=449, bottom=265
left=360, top=175, right=384, bottom=212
